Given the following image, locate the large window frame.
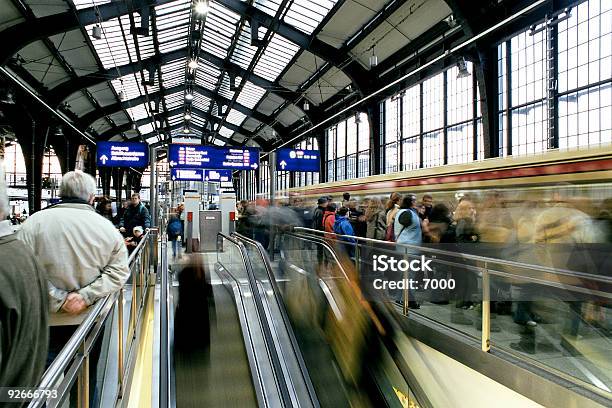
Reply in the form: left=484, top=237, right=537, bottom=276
left=325, top=112, right=370, bottom=182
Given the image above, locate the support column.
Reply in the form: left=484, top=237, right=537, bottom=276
left=366, top=100, right=382, bottom=176
left=475, top=44, right=500, bottom=159
left=100, top=167, right=112, bottom=197
left=17, top=119, right=47, bottom=214
left=112, top=168, right=125, bottom=204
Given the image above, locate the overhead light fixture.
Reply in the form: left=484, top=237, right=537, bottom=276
left=369, top=48, right=378, bottom=68
left=183, top=127, right=190, bottom=133
left=444, top=14, right=457, bottom=28
left=131, top=122, right=137, bottom=130
left=0, top=89, right=15, bottom=104
left=188, top=59, right=198, bottom=69
left=456, top=57, right=470, bottom=78
left=91, top=25, right=102, bottom=40
left=303, top=100, right=310, bottom=111
left=354, top=112, right=361, bottom=124
left=185, top=92, right=194, bottom=101
left=54, top=126, right=64, bottom=136
left=184, top=113, right=191, bottom=120
left=194, top=1, right=208, bottom=15
left=118, top=90, right=126, bottom=101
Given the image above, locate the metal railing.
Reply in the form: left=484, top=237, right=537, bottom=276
left=29, top=229, right=158, bottom=408
left=216, top=232, right=295, bottom=408
left=288, top=227, right=612, bottom=398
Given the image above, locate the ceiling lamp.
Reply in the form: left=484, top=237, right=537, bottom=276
left=183, top=127, right=190, bottom=133
left=369, top=48, right=378, bottom=68
left=354, top=112, right=361, bottom=124
left=303, top=100, right=310, bottom=111
left=194, top=1, right=208, bottom=15
left=184, top=113, right=192, bottom=120
left=456, top=57, right=470, bottom=78
left=118, top=90, right=126, bottom=101
left=188, top=59, right=198, bottom=69
left=91, top=25, right=102, bottom=40
left=131, top=122, right=137, bottom=130
left=185, top=92, right=194, bottom=101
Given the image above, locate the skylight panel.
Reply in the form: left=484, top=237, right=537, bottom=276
left=165, top=92, right=184, bottom=109
left=72, top=0, right=110, bottom=10
left=191, top=114, right=207, bottom=127
left=195, top=61, right=221, bottom=91
left=127, top=103, right=152, bottom=122
left=213, top=138, right=226, bottom=146
left=236, top=81, right=267, bottom=109
left=201, top=3, right=240, bottom=59
left=218, top=126, right=234, bottom=138
left=155, top=0, right=190, bottom=53
left=138, top=123, right=155, bottom=135
left=146, top=136, right=159, bottom=144
left=254, top=33, right=300, bottom=81
left=87, top=14, right=154, bottom=69
left=168, top=114, right=182, bottom=126
left=161, top=59, right=186, bottom=88
left=217, top=74, right=236, bottom=100
left=253, top=0, right=283, bottom=16
left=193, top=92, right=212, bottom=111
left=111, top=72, right=158, bottom=101
left=226, top=109, right=247, bottom=126
left=284, top=0, right=337, bottom=34
left=230, top=24, right=258, bottom=71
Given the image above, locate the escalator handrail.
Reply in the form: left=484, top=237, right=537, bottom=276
left=232, top=232, right=321, bottom=408
left=217, top=232, right=294, bottom=408
left=292, top=227, right=612, bottom=286
left=281, top=231, right=435, bottom=408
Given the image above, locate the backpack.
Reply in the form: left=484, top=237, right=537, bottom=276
left=168, top=219, right=182, bottom=236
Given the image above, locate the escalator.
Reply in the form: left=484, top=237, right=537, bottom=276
left=161, top=231, right=429, bottom=408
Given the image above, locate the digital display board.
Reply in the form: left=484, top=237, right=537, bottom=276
left=170, top=169, right=233, bottom=182
left=168, top=144, right=259, bottom=170
left=276, top=148, right=320, bottom=172
left=96, top=141, right=149, bottom=167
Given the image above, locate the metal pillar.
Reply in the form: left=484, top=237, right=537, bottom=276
left=269, top=151, right=276, bottom=206
left=150, top=146, right=157, bottom=227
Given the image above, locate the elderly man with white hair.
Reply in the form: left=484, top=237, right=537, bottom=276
left=20, top=170, right=130, bottom=406
left=0, top=161, right=48, bottom=389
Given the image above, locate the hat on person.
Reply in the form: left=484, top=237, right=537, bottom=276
left=317, top=197, right=328, bottom=205
left=133, top=226, right=144, bottom=234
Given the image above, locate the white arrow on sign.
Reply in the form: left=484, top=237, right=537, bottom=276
left=171, top=175, right=176, bottom=181
left=279, top=160, right=287, bottom=170
left=251, top=163, right=258, bottom=169
left=169, top=160, right=177, bottom=166
left=99, top=154, right=109, bottom=165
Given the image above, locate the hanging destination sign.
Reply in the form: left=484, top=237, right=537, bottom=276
left=96, top=141, right=149, bottom=167
left=170, top=168, right=232, bottom=182
left=168, top=144, right=259, bottom=170
left=276, top=148, right=320, bottom=172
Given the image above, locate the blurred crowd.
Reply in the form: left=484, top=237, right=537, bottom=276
left=234, top=188, right=612, bottom=338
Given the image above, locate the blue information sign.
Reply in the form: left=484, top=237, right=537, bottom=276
left=276, top=148, right=320, bottom=172
left=170, top=168, right=232, bottom=182
left=170, top=168, right=204, bottom=181
left=168, top=144, right=259, bottom=170
left=96, top=141, right=149, bottom=167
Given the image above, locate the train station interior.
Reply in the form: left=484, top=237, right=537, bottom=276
left=0, top=0, right=610, bottom=407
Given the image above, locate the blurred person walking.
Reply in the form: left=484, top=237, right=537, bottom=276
left=167, top=213, right=183, bottom=259
left=0, top=162, right=48, bottom=392
left=20, top=170, right=130, bottom=407
left=385, top=192, right=401, bottom=241
left=365, top=198, right=386, bottom=241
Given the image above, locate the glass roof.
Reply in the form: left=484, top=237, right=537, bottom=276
left=66, top=0, right=350, bottom=144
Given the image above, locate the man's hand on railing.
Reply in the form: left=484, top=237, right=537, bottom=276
left=61, top=292, right=87, bottom=315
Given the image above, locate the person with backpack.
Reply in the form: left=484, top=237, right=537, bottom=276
left=323, top=203, right=337, bottom=238
left=333, top=207, right=357, bottom=257
left=168, top=213, right=182, bottom=259
left=392, top=194, right=422, bottom=309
